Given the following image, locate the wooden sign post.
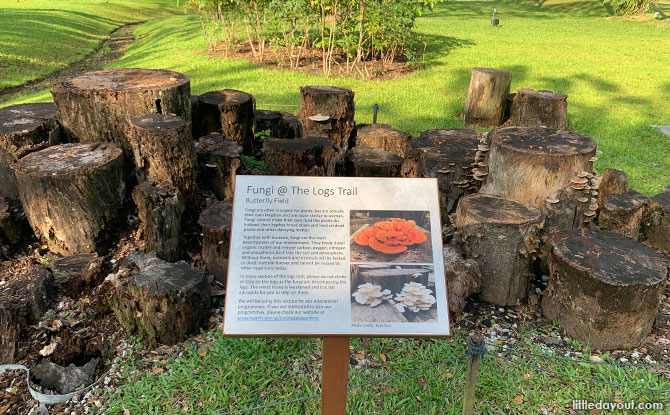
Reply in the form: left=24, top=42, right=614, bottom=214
left=322, top=337, right=350, bottom=414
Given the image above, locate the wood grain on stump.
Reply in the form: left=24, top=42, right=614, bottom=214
left=541, top=229, right=669, bottom=350
left=596, top=168, right=629, bottom=205
left=351, top=303, right=408, bottom=323
left=359, top=268, right=431, bottom=295
left=480, top=127, right=596, bottom=209
left=508, top=88, right=568, bottom=129
left=48, top=253, right=104, bottom=294
left=641, top=189, right=670, bottom=257
left=354, top=123, right=411, bottom=157
left=263, top=136, right=338, bottom=176
left=196, top=90, right=255, bottom=155
left=598, top=190, right=648, bottom=238
left=198, top=199, right=233, bottom=283
left=461, top=67, right=512, bottom=127
left=298, top=86, right=355, bottom=151
left=53, top=68, right=191, bottom=145
left=15, top=143, right=124, bottom=255
left=132, top=180, right=185, bottom=262
left=350, top=264, right=391, bottom=287
left=345, top=147, right=404, bottom=177
left=454, top=194, right=544, bottom=306
left=444, top=244, right=481, bottom=314
left=195, top=133, right=241, bottom=200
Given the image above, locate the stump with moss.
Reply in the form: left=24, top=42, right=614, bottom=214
left=461, top=68, right=512, bottom=127
left=199, top=200, right=233, bottom=283
left=196, top=90, right=255, bottom=155
left=196, top=133, right=242, bottom=200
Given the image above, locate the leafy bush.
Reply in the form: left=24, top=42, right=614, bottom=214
left=602, top=0, right=657, bottom=15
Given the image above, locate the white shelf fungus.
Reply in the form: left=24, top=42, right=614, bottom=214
left=352, top=283, right=392, bottom=307
left=392, top=282, right=436, bottom=313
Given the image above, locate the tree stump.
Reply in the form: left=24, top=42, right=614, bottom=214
left=351, top=303, right=408, bottom=323
left=277, top=112, right=303, bottom=139
left=263, top=137, right=338, bottom=176
left=598, top=190, right=648, bottom=238
left=48, top=253, right=104, bottom=294
left=53, top=68, right=191, bottom=145
left=350, top=264, right=391, bottom=287
left=596, top=168, right=628, bottom=205
left=132, top=180, right=185, bottom=262
left=453, top=194, right=544, bottom=306
left=255, top=109, right=282, bottom=133
left=107, top=251, right=211, bottom=346
left=507, top=88, right=568, bottom=129
left=353, top=123, right=411, bottom=157
left=298, top=86, right=355, bottom=151
left=198, top=200, right=233, bottom=283
left=443, top=244, right=481, bottom=314
left=0, top=197, right=22, bottom=246
left=541, top=229, right=669, bottom=350
left=0, top=103, right=61, bottom=201
left=190, top=94, right=201, bottom=138
left=125, top=114, right=197, bottom=201
left=196, top=90, right=255, bottom=155
left=195, top=133, right=242, bottom=200
left=461, top=68, right=512, bottom=127
left=345, top=147, right=404, bottom=177
left=0, top=265, right=54, bottom=362
left=358, top=268, right=431, bottom=295
left=479, top=127, right=597, bottom=209
left=641, top=189, right=670, bottom=257
left=401, top=129, right=482, bottom=225
left=15, top=143, right=125, bottom=255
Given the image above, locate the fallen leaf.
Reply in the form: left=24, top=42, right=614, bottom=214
left=379, top=353, right=387, bottom=363
left=199, top=350, right=207, bottom=357
left=382, top=384, right=391, bottom=392
left=241, top=385, right=248, bottom=390
left=614, top=390, right=621, bottom=396
left=152, top=367, right=164, bottom=374
left=514, top=394, right=524, bottom=404
left=354, top=352, right=365, bottom=360
left=39, top=342, right=57, bottom=357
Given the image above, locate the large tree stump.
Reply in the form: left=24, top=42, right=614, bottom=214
left=198, top=200, right=233, bottom=283
left=53, top=68, right=191, bottom=145
left=132, top=180, right=185, bottom=262
left=479, top=127, right=597, bottom=210
left=263, top=137, right=338, bottom=176
left=125, top=114, right=197, bottom=200
left=107, top=251, right=211, bottom=346
left=48, top=253, right=104, bottom=294
left=453, top=194, right=544, bottom=306
left=345, top=147, right=404, bottom=177
left=461, top=68, right=512, bottom=127
left=195, top=90, right=255, bottom=155
left=641, top=188, right=670, bottom=257
left=401, top=129, right=482, bottom=225
left=358, top=268, right=431, bottom=295
left=195, top=133, right=242, bottom=200
left=15, top=143, right=125, bottom=255
left=298, top=86, right=355, bottom=151
left=596, top=168, right=628, bottom=205
left=507, top=88, right=568, bottom=129
left=598, top=190, right=648, bottom=238
left=353, top=124, right=411, bottom=157
left=0, top=103, right=61, bottom=200
left=541, top=229, right=669, bottom=350
left=0, top=265, right=54, bottom=362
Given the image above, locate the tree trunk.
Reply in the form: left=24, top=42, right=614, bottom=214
left=195, top=90, right=255, bottom=155
left=48, top=253, right=104, bottom=294
left=453, top=193, right=544, bottom=306
left=262, top=137, right=338, bottom=176
left=14, top=143, right=125, bottom=255
left=353, top=123, right=411, bottom=157
left=195, top=133, right=242, bottom=201
left=507, top=88, right=568, bottom=129
left=541, top=229, right=668, bottom=350
left=298, top=86, right=355, bottom=151
left=198, top=200, right=233, bottom=284
left=345, top=147, right=404, bottom=177
left=640, top=188, right=670, bottom=257
left=598, top=190, right=648, bottom=238
left=125, top=114, right=197, bottom=201
left=461, top=67, right=512, bottom=127
left=53, top=68, right=191, bottom=146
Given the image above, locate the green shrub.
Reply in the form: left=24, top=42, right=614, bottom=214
left=602, top=0, right=657, bottom=15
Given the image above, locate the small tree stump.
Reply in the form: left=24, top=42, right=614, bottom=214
left=107, top=251, right=211, bottom=346
left=0, top=197, right=22, bottom=246
left=345, top=147, right=404, bottom=177
left=453, top=194, right=544, bottom=306
left=298, top=86, right=355, bottom=151
left=641, top=189, right=670, bottom=257
left=598, top=190, right=648, bottom=238
left=198, top=200, right=233, bottom=283
left=48, top=253, right=104, bottom=294
left=541, top=229, right=669, bottom=350
left=15, top=143, right=125, bottom=255
left=443, top=244, right=481, bottom=314
left=132, top=180, right=185, bottom=262
left=277, top=112, right=303, bottom=139
left=507, top=88, right=568, bottom=129
left=461, top=68, right=512, bottom=127
left=353, top=124, right=411, bottom=157
left=196, top=90, right=255, bottom=155
left=263, top=137, right=338, bottom=176
left=596, top=168, right=628, bottom=205
left=358, top=268, right=431, bottom=295
left=53, top=68, right=191, bottom=145
left=255, top=109, right=282, bottom=133
left=480, top=127, right=596, bottom=209
left=126, top=114, right=197, bottom=201
left=0, top=265, right=54, bottom=362
left=401, top=129, right=481, bottom=224
left=195, top=133, right=242, bottom=200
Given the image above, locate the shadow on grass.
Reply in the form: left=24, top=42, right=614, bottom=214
left=424, top=0, right=612, bottom=20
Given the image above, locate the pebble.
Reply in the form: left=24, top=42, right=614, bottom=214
left=498, top=308, right=505, bottom=313
left=631, top=352, right=640, bottom=359
left=541, top=275, right=549, bottom=282
left=0, top=280, right=6, bottom=286
left=619, top=357, right=628, bottom=363
left=589, top=355, right=602, bottom=362
left=110, top=258, right=117, bottom=264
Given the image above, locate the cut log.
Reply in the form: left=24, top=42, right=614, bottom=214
left=53, top=68, right=191, bottom=145
left=443, top=244, right=481, bottom=314
left=453, top=193, right=544, bottom=306
left=48, top=253, right=104, bottom=294
left=596, top=168, right=628, bottom=205
left=132, top=180, right=185, bottom=262
left=196, top=90, right=255, bottom=155
left=598, top=190, right=648, bottom=238
left=641, top=189, right=670, bottom=257
left=126, top=114, right=197, bottom=201
left=541, top=229, right=669, bottom=350
left=351, top=302, right=408, bottom=323
left=262, top=137, right=338, bottom=176
left=507, top=88, right=568, bottom=129
left=198, top=200, right=233, bottom=283
left=350, top=264, right=392, bottom=287
left=0, top=103, right=61, bottom=200
left=353, top=123, right=411, bottom=157
left=479, top=126, right=597, bottom=209
left=358, top=268, right=431, bottom=295
left=276, top=112, right=303, bottom=139
left=195, top=133, right=242, bottom=200
left=255, top=109, right=282, bottom=133
left=461, top=67, right=512, bottom=127
left=0, top=265, right=54, bottom=362
left=107, top=251, right=211, bottom=346
left=15, top=143, right=125, bottom=255
left=401, top=129, right=482, bottom=225
left=298, top=86, right=355, bottom=151
left=345, top=147, right=404, bottom=177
